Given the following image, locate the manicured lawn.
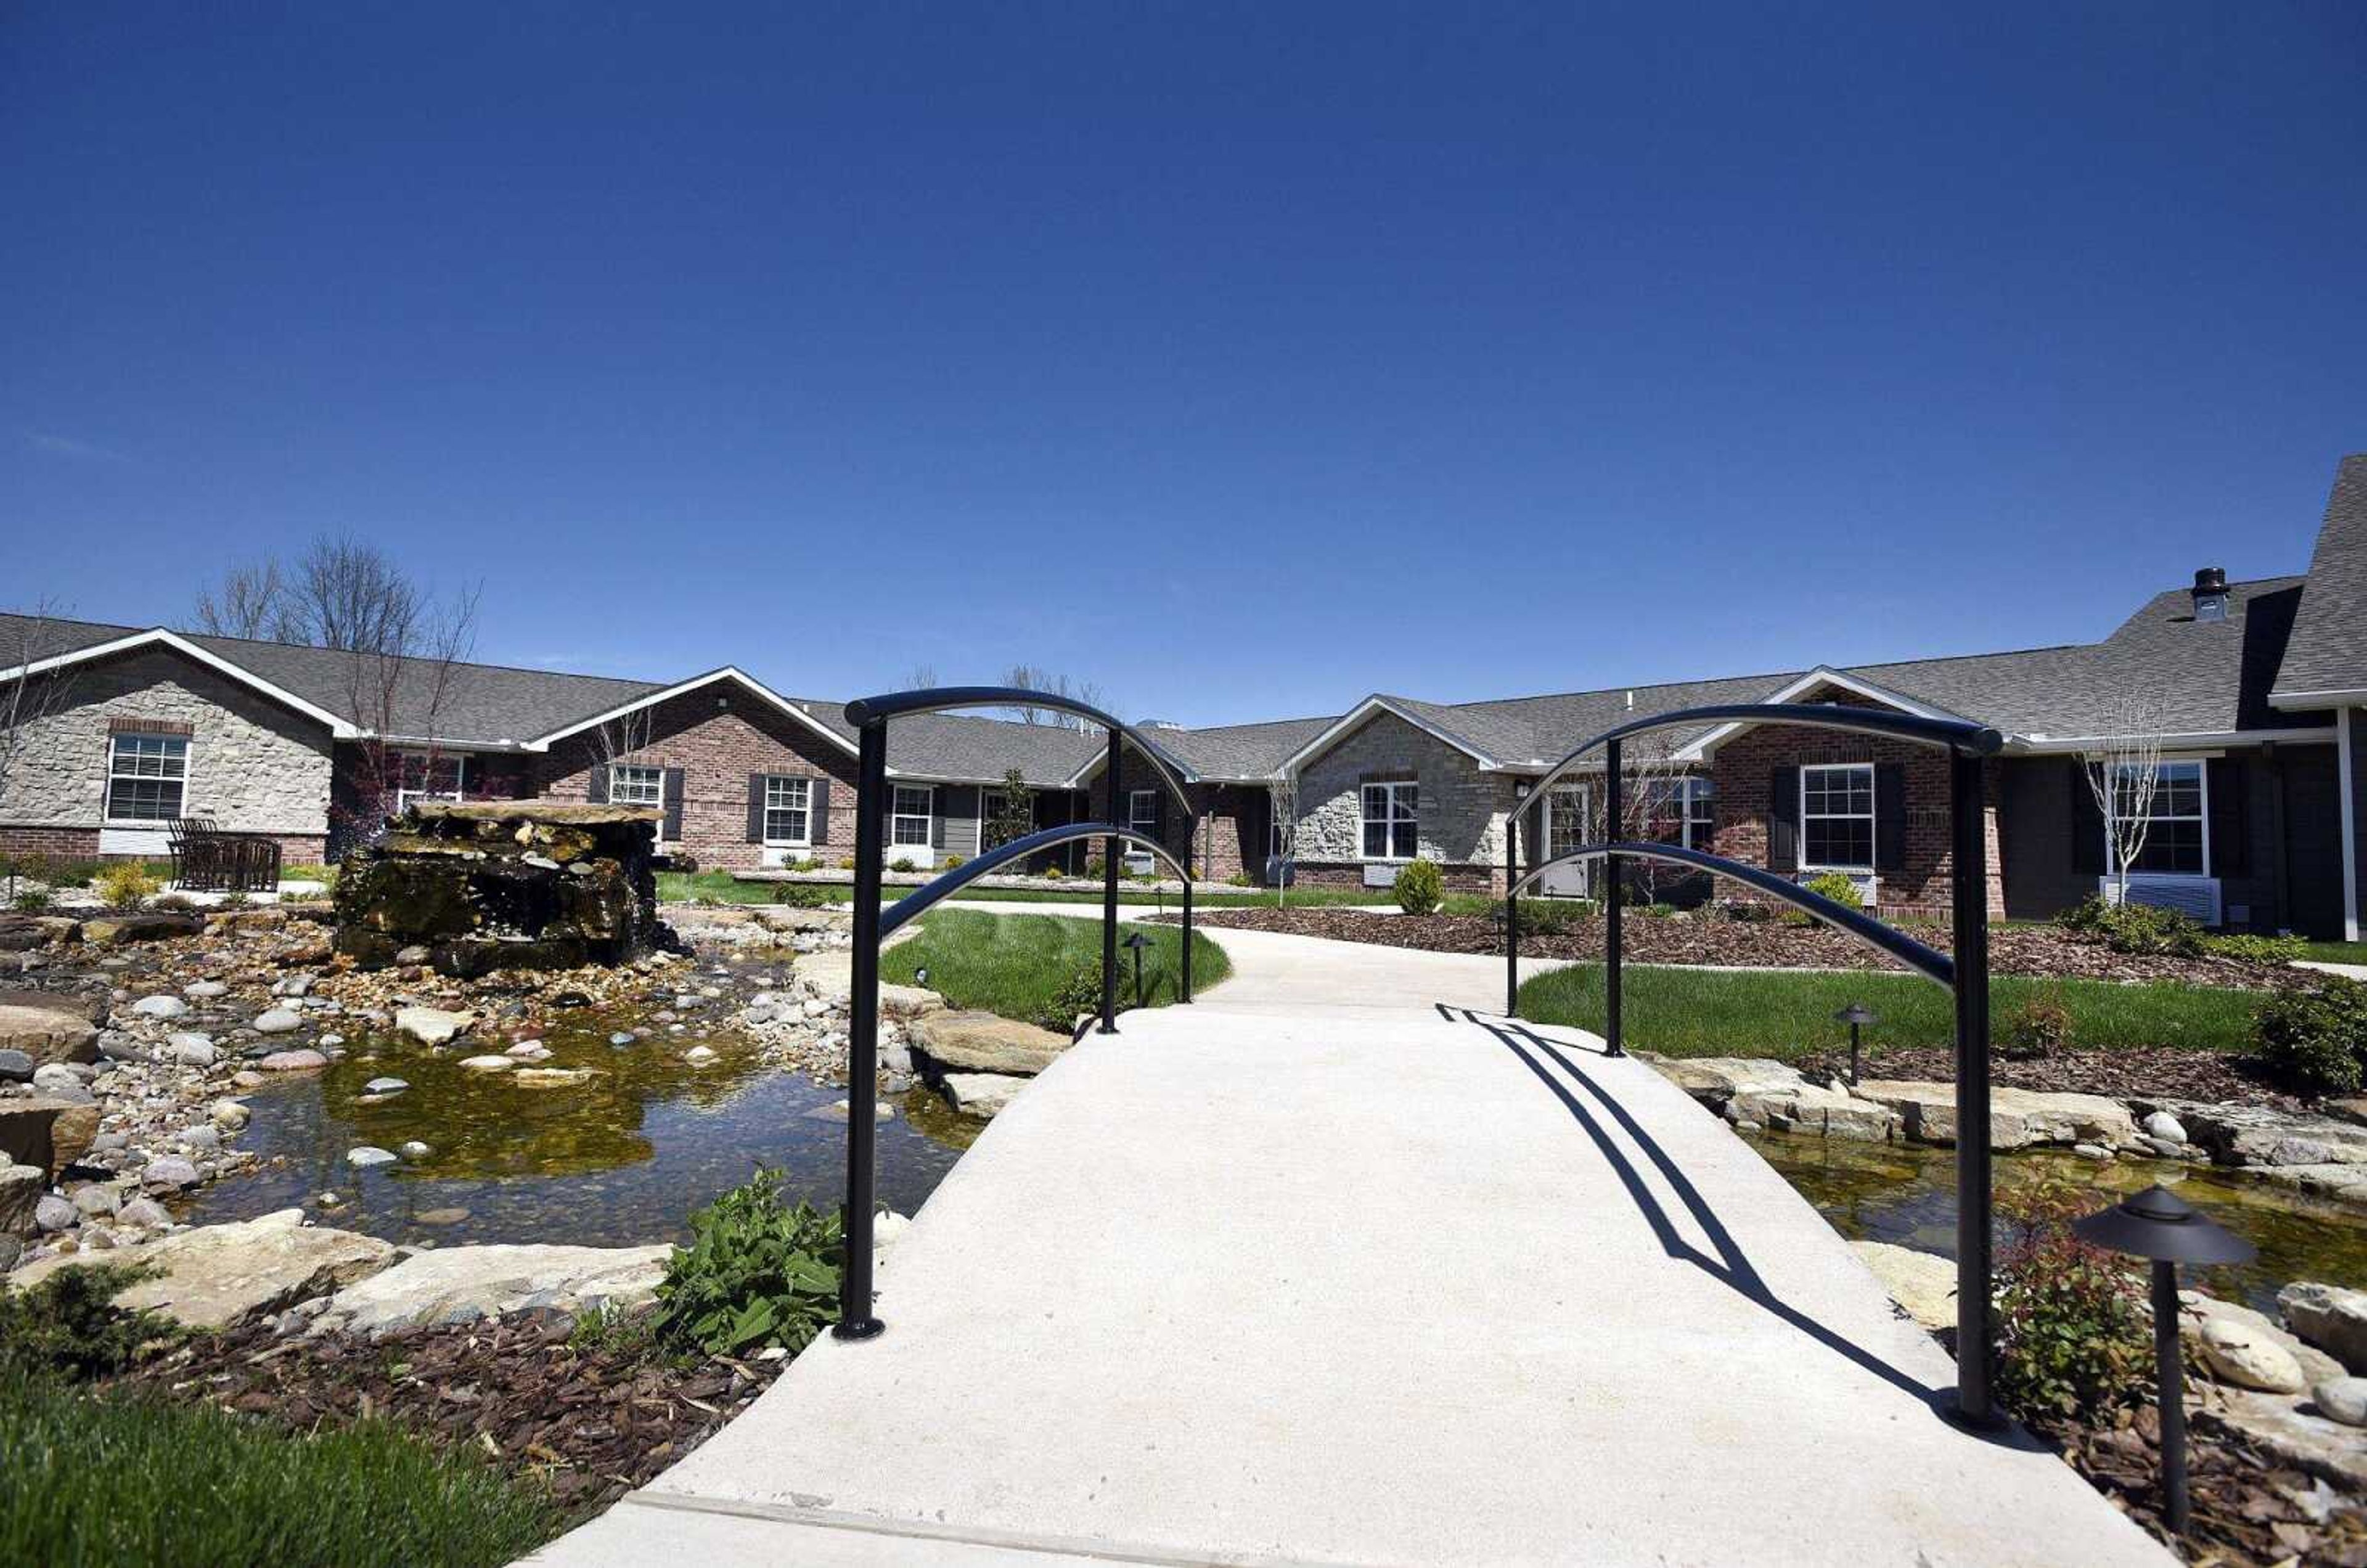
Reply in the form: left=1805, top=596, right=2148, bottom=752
left=0, top=1373, right=557, bottom=1567
left=1515, top=962, right=2261, bottom=1063
left=880, top=908, right=1230, bottom=1027
left=2293, top=939, right=2367, bottom=967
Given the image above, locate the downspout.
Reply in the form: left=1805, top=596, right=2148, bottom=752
left=2342, top=708, right=2361, bottom=942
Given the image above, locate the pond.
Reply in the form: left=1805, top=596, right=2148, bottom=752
left=178, top=998, right=981, bottom=1249
left=1752, top=1130, right=2367, bottom=1312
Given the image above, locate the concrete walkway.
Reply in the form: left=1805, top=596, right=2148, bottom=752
left=530, top=934, right=2167, bottom=1567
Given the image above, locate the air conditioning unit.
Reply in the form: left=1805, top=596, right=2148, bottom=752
left=2103, top=875, right=2222, bottom=927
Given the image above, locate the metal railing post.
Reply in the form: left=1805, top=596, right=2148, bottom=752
left=1180, top=822, right=1195, bottom=1003
left=1951, top=746, right=1994, bottom=1423
left=1605, top=738, right=1624, bottom=1058
left=1504, top=802, right=1520, bottom=1016
left=1100, top=727, right=1121, bottom=1034
left=835, top=719, right=888, bottom=1341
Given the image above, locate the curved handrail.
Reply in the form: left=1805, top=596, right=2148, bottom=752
left=878, top=822, right=1192, bottom=941
left=1519, top=701, right=2002, bottom=825
left=1505, top=841, right=1953, bottom=986
left=843, top=684, right=1196, bottom=809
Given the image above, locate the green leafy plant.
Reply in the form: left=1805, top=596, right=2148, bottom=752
left=2001, top=992, right=2075, bottom=1061
left=986, top=769, right=1036, bottom=853
left=94, top=862, right=159, bottom=910
left=0, top=1262, right=174, bottom=1381
left=648, top=1170, right=843, bottom=1357
left=1394, top=857, right=1444, bottom=915
left=1799, top=872, right=1863, bottom=910
left=2201, top=932, right=2306, bottom=965
left=941, top=854, right=966, bottom=870
left=1992, top=1181, right=2151, bottom=1429
left=1047, top=957, right=1108, bottom=1030
left=1082, top=855, right=1106, bottom=881
left=2253, top=978, right=2367, bottom=1096
left=10, top=884, right=51, bottom=913
left=2054, top=894, right=2204, bottom=957
left=1492, top=897, right=1593, bottom=937
left=1225, top=872, right=1255, bottom=887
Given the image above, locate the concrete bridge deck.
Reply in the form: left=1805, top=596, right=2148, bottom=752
left=531, top=955, right=2165, bottom=1566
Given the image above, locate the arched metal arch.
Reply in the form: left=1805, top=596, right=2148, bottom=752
left=879, top=822, right=1193, bottom=941
left=844, top=685, right=1198, bottom=811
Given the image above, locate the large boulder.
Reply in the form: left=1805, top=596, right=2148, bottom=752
left=908, top=1010, right=1069, bottom=1078
left=0, top=1096, right=100, bottom=1175
left=307, top=1242, right=674, bottom=1337
left=395, top=1005, right=475, bottom=1047
left=2197, top=1317, right=2308, bottom=1393
left=7, top=1209, right=396, bottom=1329
left=1851, top=1241, right=1956, bottom=1332
left=80, top=913, right=202, bottom=947
left=0, top=990, right=99, bottom=1066
left=943, top=1072, right=1026, bottom=1119
left=2149, top=1101, right=2367, bottom=1170
left=0, top=1162, right=44, bottom=1236
left=2281, top=1281, right=2367, bottom=1374
left=1852, top=1080, right=2137, bottom=1151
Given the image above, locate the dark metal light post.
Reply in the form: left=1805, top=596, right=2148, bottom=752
left=1121, top=929, right=1153, bottom=1010
left=1604, top=738, right=1624, bottom=1059
left=1100, top=727, right=1121, bottom=1034
left=1505, top=783, right=1526, bottom=1017
left=1834, top=1002, right=1875, bottom=1085
left=2073, top=1186, right=2256, bottom=1536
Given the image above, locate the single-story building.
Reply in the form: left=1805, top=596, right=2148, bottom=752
left=4, top=454, right=2362, bottom=938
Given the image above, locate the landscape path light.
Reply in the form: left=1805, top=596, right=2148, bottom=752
left=1121, top=929, right=1153, bottom=1010
left=2072, top=1185, right=2256, bottom=1536
left=1833, top=1002, right=1876, bottom=1085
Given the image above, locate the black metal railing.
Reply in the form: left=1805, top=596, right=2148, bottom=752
left=1500, top=702, right=2005, bottom=1427
left=832, top=687, right=1200, bottom=1342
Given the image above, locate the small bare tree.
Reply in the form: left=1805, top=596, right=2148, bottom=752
left=1001, top=664, right=1108, bottom=732
left=0, top=602, right=80, bottom=900
left=1573, top=731, right=1690, bottom=904
left=192, top=561, right=286, bottom=640
left=2083, top=691, right=2170, bottom=906
left=1265, top=771, right=1298, bottom=907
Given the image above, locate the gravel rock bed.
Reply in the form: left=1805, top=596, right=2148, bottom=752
left=1172, top=905, right=2298, bottom=989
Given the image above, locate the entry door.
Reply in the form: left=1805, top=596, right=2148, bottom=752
left=1539, top=784, right=1593, bottom=899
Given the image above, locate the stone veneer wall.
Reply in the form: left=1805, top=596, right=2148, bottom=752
left=0, top=649, right=333, bottom=856
left=1291, top=711, right=1506, bottom=891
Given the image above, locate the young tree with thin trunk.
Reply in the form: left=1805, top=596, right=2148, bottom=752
left=1266, top=771, right=1298, bottom=907
left=2082, top=692, right=2170, bottom=907
left=985, top=767, right=1035, bottom=852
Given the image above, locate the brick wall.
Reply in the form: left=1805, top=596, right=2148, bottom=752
left=538, top=690, right=862, bottom=873
left=1708, top=693, right=2005, bottom=921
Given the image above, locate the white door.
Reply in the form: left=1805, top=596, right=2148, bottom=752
left=1539, top=784, right=1593, bottom=898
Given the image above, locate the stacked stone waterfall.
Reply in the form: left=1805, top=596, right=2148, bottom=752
left=333, top=801, right=669, bottom=976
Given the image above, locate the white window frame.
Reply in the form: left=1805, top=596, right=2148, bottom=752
left=608, top=763, right=664, bottom=807
left=1129, top=789, right=1159, bottom=841
left=762, top=775, right=812, bottom=847
left=2108, top=758, right=2209, bottom=879
left=1646, top=776, right=1715, bottom=851
left=891, top=783, right=934, bottom=849
left=1799, top=762, right=1876, bottom=873
left=1543, top=783, right=1588, bottom=859
left=393, top=749, right=467, bottom=815
left=105, top=732, right=190, bottom=824
left=1360, top=780, right=1419, bottom=862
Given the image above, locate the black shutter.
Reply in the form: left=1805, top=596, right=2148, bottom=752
left=1151, top=788, right=1166, bottom=842
left=2209, top=757, right=2249, bottom=878
left=1767, top=767, right=1799, bottom=873
left=1874, top=763, right=1907, bottom=872
left=811, top=778, right=832, bottom=850
left=747, top=775, right=767, bottom=843
left=587, top=765, right=608, bottom=804
left=662, top=767, right=685, bottom=841
left=2069, top=759, right=2105, bottom=875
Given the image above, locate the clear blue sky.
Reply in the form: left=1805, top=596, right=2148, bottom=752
left=6, top=4, right=2363, bottom=725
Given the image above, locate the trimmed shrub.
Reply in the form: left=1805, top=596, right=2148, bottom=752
left=1047, top=958, right=1108, bottom=1030
left=2202, top=932, right=2307, bottom=966
left=2254, top=979, right=2367, bottom=1097
left=2055, top=894, right=2204, bottom=957
left=94, top=863, right=158, bottom=910
left=1496, top=897, right=1593, bottom=937
left=1394, top=857, right=1444, bottom=915
left=2000, top=993, right=2074, bottom=1061
left=1993, top=1182, right=2151, bottom=1428
left=1799, top=872, right=1864, bottom=911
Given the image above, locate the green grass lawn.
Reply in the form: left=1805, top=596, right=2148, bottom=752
left=0, top=1373, right=557, bottom=1567
left=2292, top=939, right=2367, bottom=967
left=880, top=907, right=1230, bottom=1027
left=659, top=868, right=1390, bottom=911
left=1515, top=962, right=2262, bottom=1063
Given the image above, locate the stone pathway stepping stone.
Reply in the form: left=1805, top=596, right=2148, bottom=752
left=908, top=1010, right=1069, bottom=1078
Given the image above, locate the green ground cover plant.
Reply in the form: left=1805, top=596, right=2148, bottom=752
left=880, top=908, right=1230, bottom=1029
left=1515, top=963, right=2256, bottom=1061
left=648, top=1169, right=843, bottom=1357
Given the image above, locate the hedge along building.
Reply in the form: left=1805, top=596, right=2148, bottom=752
left=2, top=452, right=2363, bottom=936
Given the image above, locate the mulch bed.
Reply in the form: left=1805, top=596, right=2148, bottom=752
left=2051, top=1403, right=2367, bottom=1566
left=1792, top=1044, right=2307, bottom=1110
left=1172, top=906, right=2298, bottom=990
left=112, top=1310, right=785, bottom=1517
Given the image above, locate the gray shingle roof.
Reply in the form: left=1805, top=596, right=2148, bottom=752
left=1137, top=716, right=1339, bottom=781
left=2272, top=454, right=2367, bottom=701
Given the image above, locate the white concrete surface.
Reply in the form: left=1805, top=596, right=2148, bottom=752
left=531, top=992, right=2168, bottom=1567
left=2297, top=957, right=2367, bottom=982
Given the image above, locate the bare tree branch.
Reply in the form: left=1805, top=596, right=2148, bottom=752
left=1000, top=664, right=1108, bottom=731
left=1265, top=771, right=1298, bottom=907
left=192, top=561, right=286, bottom=639
left=2082, top=690, right=2170, bottom=907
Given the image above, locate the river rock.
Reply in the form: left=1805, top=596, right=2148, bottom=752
left=70, top=1183, right=120, bottom=1219
left=909, top=1011, right=1069, bottom=1077
left=81, top=912, right=202, bottom=946
left=6, top=1208, right=397, bottom=1328
left=142, top=1154, right=202, bottom=1190
left=456, top=1054, right=513, bottom=1072
left=398, top=1141, right=431, bottom=1159
left=1852, top=1079, right=2137, bottom=1151
left=118, top=1195, right=173, bottom=1230
left=30, top=1063, right=91, bottom=1099
left=0, top=1098, right=100, bottom=1174
left=167, top=1034, right=218, bottom=1067
left=396, top=1006, right=475, bottom=1047
left=251, top=1008, right=305, bottom=1035
left=0, top=1048, right=30, bottom=1083
left=362, top=1077, right=410, bottom=1096
left=1847, top=1239, right=1957, bottom=1331
left=2199, top=1316, right=2308, bottom=1392
left=511, top=1067, right=595, bottom=1087
left=307, top=1241, right=674, bottom=1337
left=0, top=1163, right=43, bottom=1234
left=2181, top=1289, right=2343, bottom=1386
left=182, top=980, right=228, bottom=998
left=346, top=1146, right=398, bottom=1168
left=0, top=989, right=99, bottom=1065
left=2281, top=1281, right=2367, bottom=1374
left=942, top=1071, right=1025, bottom=1119
left=2149, top=1100, right=2367, bottom=1170
left=2315, top=1378, right=2367, bottom=1427
left=129, top=994, right=187, bottom=1020
left=258, top=1048, right=328, bottom=1071
left=33, top=1193, right=78, bottom=1231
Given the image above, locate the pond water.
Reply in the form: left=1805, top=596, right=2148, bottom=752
left=1752, top=1130, right=2367, bottom=1312
left=179, top=1000, right=980, bottom=1249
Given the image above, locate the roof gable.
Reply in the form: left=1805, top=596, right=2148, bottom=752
left=2271, top=453, right=2367, bottom=706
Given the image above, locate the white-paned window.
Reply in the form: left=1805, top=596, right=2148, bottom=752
left=107, top=733, right=189, bottom=822
left=1800, top=764, right=1874, bottom=870
left=764, top=777, right=811, bottom=845
left=2114, top=760, right=2207, bottom=876
left=891, top=784, right=934, bottom=848
left=1545, top=784, right=1587, bottom=858
left=1129, top=789, right=1158, bottom=842
left=608, top=764, right=663, bottom=807
left=394, top=751, right=466, bottom=814
left=1360, top=781, right=1418, bottom=860
left=1645, top=777, right=1715, bottom=850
